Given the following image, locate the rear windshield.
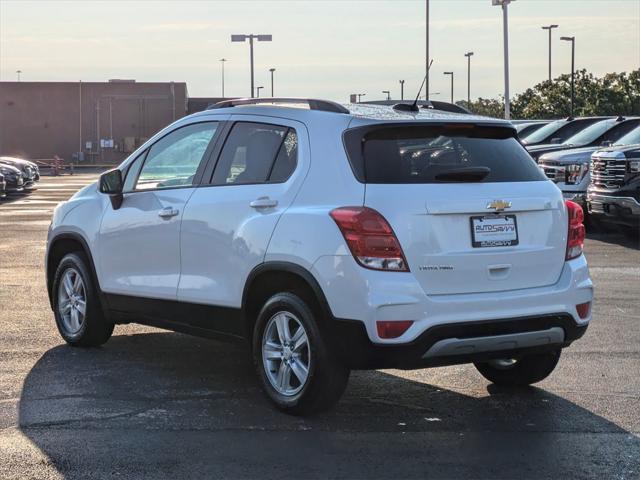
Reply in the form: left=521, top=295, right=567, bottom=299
left=343, top=124, right=546, bottom=184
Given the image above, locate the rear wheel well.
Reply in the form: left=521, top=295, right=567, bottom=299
left=243, top=269, right=329, bottom=341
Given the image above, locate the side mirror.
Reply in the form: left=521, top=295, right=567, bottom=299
left=99, top=169, right=124, bottom=209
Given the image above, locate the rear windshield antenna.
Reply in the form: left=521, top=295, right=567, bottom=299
left=394, top=59, right=433, bottom=113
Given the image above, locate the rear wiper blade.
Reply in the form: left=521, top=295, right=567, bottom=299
left=434, top=166, right=491, bottom=182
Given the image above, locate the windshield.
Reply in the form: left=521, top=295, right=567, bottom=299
left=613, top=125, right=640, bottom=146
left=522, top=120, right=563, bottom=143
left=563, top=119, right=616, bottom=146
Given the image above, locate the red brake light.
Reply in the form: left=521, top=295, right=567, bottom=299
left=330, top=207, right=409, bottom=271
left=376, top=320, right=414, bottom=339
left=565, top=200, right=585, bottom=261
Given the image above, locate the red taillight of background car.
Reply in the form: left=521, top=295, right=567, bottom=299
left=376, top=320, right=414, bottom=339
left=330, top=207, right=409, bottom=271
left=565, top=200, right=586, bottom=261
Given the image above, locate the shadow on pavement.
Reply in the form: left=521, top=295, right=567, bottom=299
left=587, top=230, right=640, bottom=250
left=18, top=331, right=640, bottom=479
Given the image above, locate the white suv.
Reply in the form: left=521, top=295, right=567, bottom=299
left=46, top=98, right=593, bottom=414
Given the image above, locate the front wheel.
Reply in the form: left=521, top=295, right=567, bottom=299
left=474, top=349, right=561, bottom=386
left=252, top=292, right=350, bottom=415
left=52, top=252, right=114, bottom=347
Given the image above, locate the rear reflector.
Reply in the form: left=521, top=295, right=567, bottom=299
left=330, top=207, right=409, bottom=271
left=565, top=200, right=585, bottom=260
left=376, top=320, right=414, bottom=339
left=576, top=302, right=591, bottom=319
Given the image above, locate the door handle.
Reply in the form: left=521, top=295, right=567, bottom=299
left=250, top=197, right=278, bottom=209
left=158, top=206, right=179, bottom=219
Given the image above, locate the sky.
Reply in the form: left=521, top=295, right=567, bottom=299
left=0, top=0, right=638, bottom=102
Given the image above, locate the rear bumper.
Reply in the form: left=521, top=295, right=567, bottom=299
left=312, top=254, right=593, bottom=345
left=329, top=313, right=587, bottom=370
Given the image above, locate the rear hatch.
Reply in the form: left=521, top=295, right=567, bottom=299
left=344, top=122, right=567, bottom=295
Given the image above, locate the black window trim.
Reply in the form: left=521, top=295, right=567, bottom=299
left=203, top=120, right=299, bottom=188
left=121, top=120, right=223, bottom=195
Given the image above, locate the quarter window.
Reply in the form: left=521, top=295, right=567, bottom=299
left=135, top=122, right=218, bottom=190
left=212, top=122, right=297, bottom=185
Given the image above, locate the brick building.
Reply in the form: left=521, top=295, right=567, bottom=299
left=0, top=80, right=188, bottom=164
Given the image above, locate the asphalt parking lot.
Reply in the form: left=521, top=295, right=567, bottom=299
left=0, top=173, right=638, bottom=479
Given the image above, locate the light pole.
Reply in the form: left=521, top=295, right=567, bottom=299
left=382, top=90, right=391, bottom=101
left=256, top=86, right=264, bottom=98
left=492, top=0, right=514, bottom=119
left=561, top=36, right=576, bottom=117
left=464, top=52, right=474, bottom=105
left=542, top=25, right=559, bottom=82
left=269, top=68, right=276, bottom=97
left=16, top=70, right=21, bottom=82
left=219, top=58, right=227, bottom=98
left=399, top=80, right=405, bottom=100
left=231, top=34, right=272, bottom=98
left=356, top=93, right=366, bottom=103
left=444, top=72, right=454, bottom=104
left=425, top=0, right=430, bottom=101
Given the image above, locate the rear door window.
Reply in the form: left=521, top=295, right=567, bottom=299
left=344, top=124, right=546, bottom=184
left=212, top=122, right=297, bottom=185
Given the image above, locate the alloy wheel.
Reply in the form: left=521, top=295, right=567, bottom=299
left=262, top=311, right=311, bottom=396
left=57, top=268, right=87, bottom=335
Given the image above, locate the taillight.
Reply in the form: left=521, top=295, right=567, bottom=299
left=329, top=207, right=409, bottom=271
left=565, top=200, right=585, bottom=260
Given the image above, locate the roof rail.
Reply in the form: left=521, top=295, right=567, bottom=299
left=207, top=97, right=350, bottom=114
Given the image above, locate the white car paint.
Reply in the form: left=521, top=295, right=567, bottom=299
left=47, top=102, right=593, bottom=347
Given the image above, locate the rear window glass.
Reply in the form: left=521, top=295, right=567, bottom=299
left=344, top=124, right=546, bottom=184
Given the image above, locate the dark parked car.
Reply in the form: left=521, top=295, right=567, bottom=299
left=587, top=144, right=640, bottom=237
left=515, top=121, right=550, bottom=139
left=0, top=156, right=40, bottom=190
left=521, top=117, right=608, bottom=147
left=0, top=164, right=25, bottom=193
left=0, top=173, right=6, bottom=199
left=526, top=117, right=640, bottom=161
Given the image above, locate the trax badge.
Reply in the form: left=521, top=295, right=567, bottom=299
left=486, top=200, right=512, bottom=212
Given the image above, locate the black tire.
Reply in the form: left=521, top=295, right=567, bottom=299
left=474, top=349, right=561, bottom=386
left=52, top=252, right=114, bottom=347
left=252, top=292, right=350, bottom=415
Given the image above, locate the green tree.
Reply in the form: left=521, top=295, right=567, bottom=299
left=461, top=69, right=640, bottom=119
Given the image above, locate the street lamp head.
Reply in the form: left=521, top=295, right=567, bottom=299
left=560, top=36, right=575, bottom=41
left=256, top=35, right=272, bottom=42
left=542, top=24, right=559, bottom=30
left=220, top=58, right=227, bottom=62
left=269, top=68, right=276, bottom=73
left=231, top=34, right=247, bottom=42
left=444, top=71, right=453, bottom=75
left=465, top=52, right=474, bottom=57
left=492, top=0, right=513, bottom=5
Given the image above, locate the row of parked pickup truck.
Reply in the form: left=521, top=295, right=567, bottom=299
left=0, top=156, right=41, bottom=198
left=516, top=116, right=640, bottom=236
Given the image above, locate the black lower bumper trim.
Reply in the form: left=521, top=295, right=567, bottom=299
left=329, top=313, right=587, bottom=370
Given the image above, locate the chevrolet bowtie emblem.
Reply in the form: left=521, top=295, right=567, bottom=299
left=486, top=200, right=512, bottom=212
